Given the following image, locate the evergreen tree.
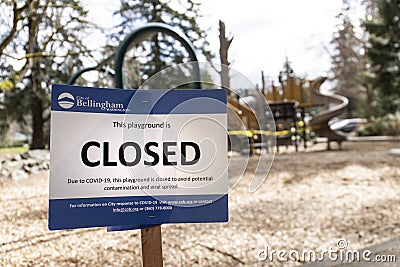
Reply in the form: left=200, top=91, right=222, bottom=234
left=0, top=0, right=95, bottom=148
left=364, top=0, right=400, bottom=115
left=110, top=0, right=212, bottom=88
left=330, top=1, right=369, bottom=117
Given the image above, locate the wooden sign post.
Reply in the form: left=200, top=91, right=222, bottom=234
left=141, top=225, right=163, bottom=266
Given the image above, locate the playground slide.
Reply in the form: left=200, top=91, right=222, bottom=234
left=309, top=76, right=349, bottom=149
left=227, top=96, right=259, bottom=130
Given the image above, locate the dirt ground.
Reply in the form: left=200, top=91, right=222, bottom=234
left=1, top=141, right=399, bottom=266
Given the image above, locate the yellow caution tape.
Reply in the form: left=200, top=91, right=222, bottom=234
left=228, top=125, right=309, bottom=137
left=228, top=130, right=254, bottom=137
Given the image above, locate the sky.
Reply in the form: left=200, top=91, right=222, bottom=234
left=83, top=0, right=345, bottom=86
left=198, top=0, right=343, bottom=84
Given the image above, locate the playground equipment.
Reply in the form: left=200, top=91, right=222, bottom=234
left=265, top=76, right=316, bottom=108
left=309, top=76, right=349, bottom=149
left=228, top=73, right=349, bottom=152
left=264, top=73, right=316, bottom=151
left=266, top=75, right=349, bottom=150
left=269, top=101, right=301, bottom=152
left=226, top=89, right=275, bottom=154
left=227, top=95, right=259, bottom=153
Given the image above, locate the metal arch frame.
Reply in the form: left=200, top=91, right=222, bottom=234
left=67, top=23, right=201, bottom=89
left=67, top=55, right=116, bottom=85
left=67, top=65, right=116, bottom=85
left=113, top=22, right=201, bottom=89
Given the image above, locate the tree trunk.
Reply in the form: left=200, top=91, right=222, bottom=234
left=31, top=93, right=45, bottom=149
left=365, top=84, right=375, bottom=119
left=219, top=20, right=233, bottom=90
left=27, top=0, right=45, bottom=149
left=151, top=1, right=163, bottom=76
left=30, top=44, right=45, bottom=149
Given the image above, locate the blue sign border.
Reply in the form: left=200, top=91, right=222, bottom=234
left=51, top=84, right=226, bottom=114
left=49, top=194, right=228, bottom=230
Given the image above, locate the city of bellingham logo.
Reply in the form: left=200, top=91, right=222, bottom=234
left=57, top=92, right=75, bottom=109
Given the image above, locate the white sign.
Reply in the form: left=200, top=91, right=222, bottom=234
left=49, top=84, right=228, bottom=230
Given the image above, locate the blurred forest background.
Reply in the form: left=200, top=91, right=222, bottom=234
left=0, top=0, right=399, bottom=149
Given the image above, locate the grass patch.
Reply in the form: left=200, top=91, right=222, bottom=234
left=0, top=146, right=29, bottom=156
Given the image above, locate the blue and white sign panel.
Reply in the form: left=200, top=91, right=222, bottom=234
left=49, top=84, right=228, bottom=230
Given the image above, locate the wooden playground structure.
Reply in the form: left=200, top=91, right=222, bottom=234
left=228, top=73, right=349, bottom=153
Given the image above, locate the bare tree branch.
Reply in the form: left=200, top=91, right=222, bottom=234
left=0, top=0, right=31, bottom=56
left=218, top=20, right=233, bottom=90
